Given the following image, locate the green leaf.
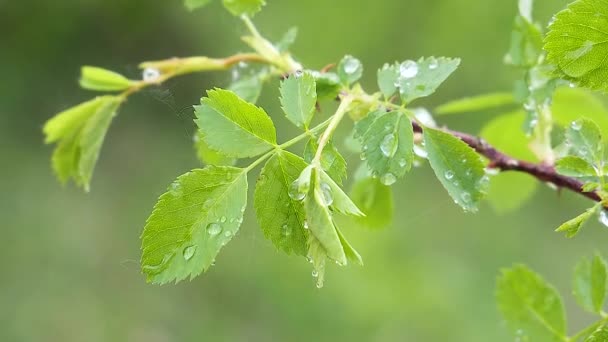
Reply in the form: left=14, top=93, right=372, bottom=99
left=318, top=169, right=363, bottom=217
left=276, top=27, right=298, bottom=53
left=552, top=88, right=608, bottom=139
left=505, top=14, right=543, bottom=67
left=337, top=55, right=363, bottom=85
left=79, top=66, right=133, bottom=92
left=194, top=130, right=235, bottom=166
left=423, top=127, right=488, bottom=212
left=43, top=96, right=120, bottom=191
left=303, top=139, right=347, bottom=185
left=585, top=325, right=608, bottom=342
left=555, top=206, right=598, bottom=238
left=228, top=74, right=263, bottom=104
left=487, top=173, right=537, bottom=215
left=545, top=0, right=608, bottom=91
left=574, top=253, right=608, bottom=313
left=280, top=72, right=317, bottom=129
left=194, top=88, right=277, bottom=158
left=397, top=57, right=460, bottom=104
left=377, top=63, right=399, bottom=99
left=336, top=226, right=363, bottom=266
left=496, top=265, right=567, bottom=341
left=311, top=71, right=341, bottom=100
left=222, top=0, right=265, bottom=16
left=555, top=156, right=597, bottom=178
left=350, top=177, right=394, bottom=229
left=355, top=110, right=414, bottom=186
left=141, top=166, right=248, bottom=284
left=435, top=92, right=516, bottom=115
left=254, top=151, right=308, bottom=256
left=184, top=0, right=213, bottom=10
left=566, top=118, right=604, bottom=166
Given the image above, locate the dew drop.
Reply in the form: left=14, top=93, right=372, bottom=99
left=485, top=167, right=500, bottom=176
left=282, top=224, right=292, bottom=236
left=398, top=158, right=407, bottom=167
left=599, top=211, right=608, bottom=227
left=294, top=69, right=304, bottom=78
left=381, top=173, right=397, bottom=186
left=183, top=245, right=196, bottom=261
left=399, top=60, right=419, bottom=78
left=224, top=231, right=233, bottom=238
left=461, top=192, right=471, bottom=203
left=289, top=180, right=307, bottom=201
left=444, top=170, right=454, bottom=180
left=303, top=221, right=309, bottom=230
left=220, top=216, right=227, bottom=223
left=207, top=223, right=222, bottom=236
left=320, top=182, right=334, bottom=206
left=571, top=120, right=582, bottom=131
left=312, top=270, right=319, bottom=278
left=142, top=67, right=161, bottom=81
left=380, top=134, right=397, bottom=157
left=428, top=57, right=439, bottom=70
left=343, top=56, right=361, bottom=75
left=413, top=145, right=428, bottom=159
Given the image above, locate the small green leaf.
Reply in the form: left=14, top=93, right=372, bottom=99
left=254, top=151, right=308, bottom=256
left=435, top=92, right=516, bottom=115
left=397, top=57, right=460, bottom=104
left=337, top=55, right=363, bottom=85
left=555, top=206, right=598, bottom=238
left=505, top=14, right=543, bottom=67
left=496, top=265, right=567, bottom=341
left=377, top=63, right=399, bottom=99
left=276, top=27, right=298, bottom=53
left=336, top=226, right=363, bottom=266
left=79, top=66, right=133, bottom=92
left=350, top=177, right=394, bottom=229
left=487, top=173, right=537, bottom=215
left=280, top=72, right=317, bottom=129
left=222, top=0, right=265, bottom=16
left=184, top=0, right=213, bottom=10
left=194, top=131, right=235, bottom=166
left=545, top=0, right=608, bottom=91
left=303, top=139, right=347, bottom=185
left=555, top=156, right=597, bottom=178
left=423, top=127, right=488, bottom=212
left=312, top=71, right=341, bottom=100
left=585, top=325, right=608, bottom=342
left=355, top=110, right=414, bottom=186
left=566, top=118, right=603, bottom=166
left=194, top=88, right=277, bottom=158
left=318, top=169, right=363, bottom=217
left=574, top=253, right=608, bottom=313
left=141, top=166, right=248, bottom=284
left=228, top=74, right=263, bottom=104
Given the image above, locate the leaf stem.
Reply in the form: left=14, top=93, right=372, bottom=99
left=568, top=317, right=608, bottom=341
left=312, top=96, right=354, bottom=165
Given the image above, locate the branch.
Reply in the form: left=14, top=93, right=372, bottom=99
left=410, top=122, right=603, bottom=203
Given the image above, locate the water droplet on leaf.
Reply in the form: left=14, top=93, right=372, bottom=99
left=399, top=60, right=418, bottom=78
left=380, top=173, right=397, bottom=186
left=207, top=223, right=222, bottom=236
left=183, top=245, right=196, bottom=261
left=444, top=170, right=454, bottom=180
left=142, top=67, right=161, bottom=81
left=380, top=134, right=397, bottom=157
left=319, top=182, right=334, bottom=206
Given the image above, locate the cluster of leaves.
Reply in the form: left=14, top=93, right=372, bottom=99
left=497, top=254, right=608, bottom=341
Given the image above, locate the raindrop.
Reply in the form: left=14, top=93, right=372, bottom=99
left=381, top=173, right=397, bottom=186
left=485, top=167, right=500, bottom=176
left=224, top=231, right=233, bottom=238
left=312, top=270, right=319, bottom=278
left=398, top=158, right=407, bottom=167
left=220, top=216, right=227, bottom=223
left=207, top=223, right=222, bottom=236
left=320, top=182, right=334, bottom=206
left=343, top=56, right=361, bottom=74
left=571, top=120, right=582, bottom=131
left=413, top=145, right=428, bottom=159
left=380, top=134, right=397, bottom=157
left=599, top=211, right=608, bottom=227
left=183, top=245, right=196, bottom=261
left=142, top=67, right=161, bottom=81
left=461, top=192, right=471, bottom=203
left=294, top=69, right=304, bottom=78
left=428, top=57, right=439, bottom=70
left=360, top=152, right=367, bottom=161
left=444, top=170, right=454, bottom=180
left=399, top=60, right=419, bottom=78
left=282, top=224, right=292, bottom=236
left=303, top=221, right=309, bottom=230
left=289, top=180, right=306, bottom=201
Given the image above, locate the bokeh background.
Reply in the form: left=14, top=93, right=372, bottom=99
left=3, top=0, right=607, bottom=341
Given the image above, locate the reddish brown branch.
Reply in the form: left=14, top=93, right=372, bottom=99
left=410, top=122, right=603, bottom=203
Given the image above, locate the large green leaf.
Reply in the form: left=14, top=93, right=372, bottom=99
left=195, top=88, right=277, bottom=158
left=141, top=166, right=248, bottom=284
left=574, top=253, right=608, bottom=313
left=79, top=66, right=133, bottom=92
left=423, top=127, right=488, bottom=212
left=222, top=0, right=265, bottom=16
left=545, top=0, right=608, bottom=91
left=280, top=72, right=317, bottom=129
left=496, top=265, right=567, bottom=342
left=43, top=96, right=121, bottom=191
left=555, top=206, right=598, bottom=238
left=254, top=151, right=308, bottom=256
left=355, top=110, right=414, bottom=186
left=350, top=177, right=394, bottom=229
left=397, top=57, right=460, bottom=103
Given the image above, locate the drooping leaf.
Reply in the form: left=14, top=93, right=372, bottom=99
left=496, top=265, right=567, bottom=341
left=586, top=325, right=608, bottom=342
left=254, top=151, right=308, bottom=256
left=377, top=63, right=400, bottom=99
left=555, top=156, right=597, bottom=178
left=194, top=130, right=235, bottom=166
left=222, top=0, right=265, bottom=16
left=423, top=127, right=488, bottom=212
left=397, top=57, right=460, bottom=104
left=337, top=55, right=363, bottom=85
left=574, top=253, right=608, bottom=313
left=184, top=0, right=213, bottom=10
left=354, top=110, right=414, bottom=186
left=545, top=0, right=608, bottom=91
left=435, top=92, right=516, bottom=115
left=228, top=74, right=263, bottom=104
left=194, top=88, right=277, bottom=158
left=303, top=139, right=347, bottom=185
left=141, top=166, right=248, bottom=284
left=79, top=66, right=134, bottom=92
left=43, top=96, right=121, bottom=191
left=565, top=118, right=604, bottom=166
left=280, top=72, right=317, bottom=129
left=555, top=206, right=598, bottom=238
left=350, top=177, right=394, bottom=228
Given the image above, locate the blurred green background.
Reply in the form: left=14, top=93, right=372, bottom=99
left=3, top=0, right=608, bottom=341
